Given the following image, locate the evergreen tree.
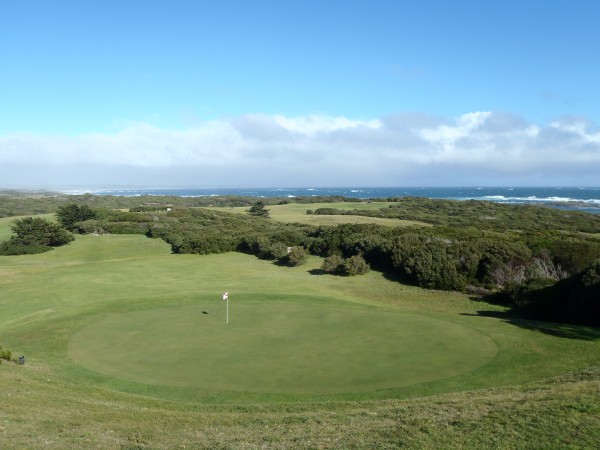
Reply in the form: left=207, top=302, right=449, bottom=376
left=56, top=203, right=99, bottom=231
left=0, top=217, right=74, bottom=255
left=10, top=217, right=74, bottom=247
left=247, top=201, right=270, bottom=218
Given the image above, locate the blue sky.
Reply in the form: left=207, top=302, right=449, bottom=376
left=1, top=0, right=599, bottom=188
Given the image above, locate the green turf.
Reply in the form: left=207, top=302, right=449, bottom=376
left=2, top=233, right=599, bottom=400
left=69, top=301, right=496, bottom=394
left=1, top=232, right=600, bottom=447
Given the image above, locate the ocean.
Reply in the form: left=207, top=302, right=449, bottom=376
left=77, top=186, right=600, bottom=214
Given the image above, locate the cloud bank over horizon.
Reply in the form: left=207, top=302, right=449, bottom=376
left=1, top=111, right=599, bottom=189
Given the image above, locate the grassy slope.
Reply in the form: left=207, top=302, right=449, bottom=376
left=1, top=233, right=599, bottom=448
left=2, top=363, right=599, bottom=449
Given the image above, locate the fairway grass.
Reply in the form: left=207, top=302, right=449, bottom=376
left=2, top=233, right=600, bottom=448
left=212, top=201, right=430, bottom=226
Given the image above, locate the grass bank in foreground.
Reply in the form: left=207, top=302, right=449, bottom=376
left=2, top=361, right=598, bottom=449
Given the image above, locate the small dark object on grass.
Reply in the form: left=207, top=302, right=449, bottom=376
left=18, top=356, right=25, bottom=365
left=202, top=311, right=208, bottom=314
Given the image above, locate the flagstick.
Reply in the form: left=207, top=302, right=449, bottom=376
left=223, top=292, right=229, bottom=324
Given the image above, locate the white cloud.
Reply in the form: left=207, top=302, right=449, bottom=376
left=273, top=114, right=382, bottom=134
left=549, top=118, right=600, bottom=143
left=1, top=112, right=599, bottom=188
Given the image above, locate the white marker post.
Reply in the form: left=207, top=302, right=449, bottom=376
left=222, top=292, right=229, bottom=323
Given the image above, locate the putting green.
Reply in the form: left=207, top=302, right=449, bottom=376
left=69, top=300, right=497, bottom=394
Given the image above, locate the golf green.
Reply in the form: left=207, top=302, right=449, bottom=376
left=69, top=300, right=497, bottom=394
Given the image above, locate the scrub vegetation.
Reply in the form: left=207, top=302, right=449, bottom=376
left=24, top=196, right=597, bottom=326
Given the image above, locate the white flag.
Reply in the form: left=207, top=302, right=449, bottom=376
left=222, top=292, right=229, bottom=301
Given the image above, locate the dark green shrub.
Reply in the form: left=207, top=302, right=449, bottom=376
left=582, top=259, right=600, bottom=287
left=314, top=208, right=345, bottom=215
left=10, top=217, right=74, bottom=247
left=322, top=254, right=345, bottom=274
left=255, top=236, right=273, bottom=259
left=0, top=238, right=51, bottom=255
left=56, top=203, right=100, bottom=231
left=0, top=216, right=74, bottom=255
left=129, top=206, right=171, bottom=212
left=247, top=201, right=270, bottom=218
left=75, top=219, right=105, bottom=234
left=280, top=246, right=308, bottom=266
left=343, top=255, right=370, bottom=276
left=269, top=242, right=289, bottom=260
left=503, top=278, right=555, bottom=308
left=102, top=222, right=150, bottom=235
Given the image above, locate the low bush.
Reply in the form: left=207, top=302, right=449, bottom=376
left=102, top=222, right=151, bottom=235
left=0, top=217, right=74, bottom=255
left=0, top=343, right=14, bottom=363
left=269, top=242, right=289, bottom=260
left=322, top=254, right=345, bottom=274
left=314, top=208, right=348, bottom=215
left=0, top=238, right=51, bottom=255
left=56, top=203, right=100, bottom=231
left=280, top=246, right=308, bottom=266
left=74, top=219, right=105, bottom=234
left=343, top=255, right=370, bottom=276
left=321, top=254, right=370, bottom=276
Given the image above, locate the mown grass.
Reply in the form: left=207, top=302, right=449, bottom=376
left=212, top=202, right=430, bottom=226
left=1, top=233, right=599, bottom=448
left=0, top=216, right=19, bottom=242
left=68, top=301, right=497, bottom=395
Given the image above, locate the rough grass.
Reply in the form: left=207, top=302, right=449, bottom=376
left=1, top=233, right=599, bottom=448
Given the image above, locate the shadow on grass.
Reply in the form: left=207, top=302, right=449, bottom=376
left=371, top=269, right=599, bottom=341
left=461, top=309, right=600, bottom=341
left=308, top=268, right=327, bottom=275
left=382, top=271, right=419, bottom=286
